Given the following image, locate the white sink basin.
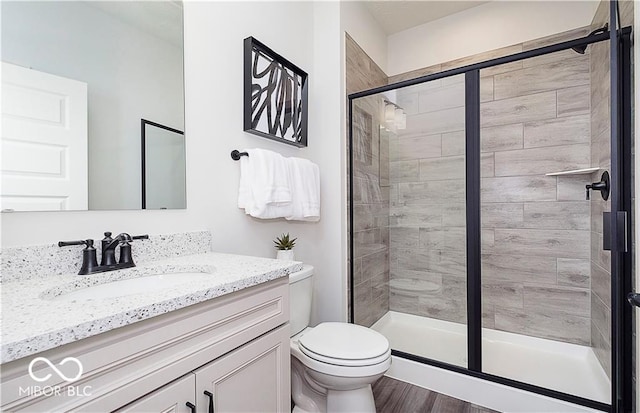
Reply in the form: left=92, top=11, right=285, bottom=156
left=51, top=272, right=213, bottom=301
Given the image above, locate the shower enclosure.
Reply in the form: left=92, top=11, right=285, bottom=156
left=348, top=9, right=632, bottom=413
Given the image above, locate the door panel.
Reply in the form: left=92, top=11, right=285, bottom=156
left=351, top=76, right=469, bottom=369
left=1, top=62, right=88, bottom=211
left=194, top=325, right=290, bottom=413
left=478, top=49, right=611, bottom=404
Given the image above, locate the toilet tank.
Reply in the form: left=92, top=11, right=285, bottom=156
left=289, top=265, right=314, bottom=337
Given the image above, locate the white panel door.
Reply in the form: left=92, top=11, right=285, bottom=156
left=1, top=62, right=88, bottom=211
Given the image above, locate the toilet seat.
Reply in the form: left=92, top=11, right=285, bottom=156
left=298, top=322, right=390, bottom=367
left=299, top=345, right=392, bottom=367
left=291, top=340, right=391, bottom=379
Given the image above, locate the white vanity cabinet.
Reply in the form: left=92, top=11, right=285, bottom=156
left=1, top=277, right=290, bottom=413
left=114, top=324, right=289, bottom=413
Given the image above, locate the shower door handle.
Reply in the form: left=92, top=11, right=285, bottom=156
left=603, top=211, right=627, bottom=252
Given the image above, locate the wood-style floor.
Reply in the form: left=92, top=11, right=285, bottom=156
left=372, top=376, right=499, bottom=413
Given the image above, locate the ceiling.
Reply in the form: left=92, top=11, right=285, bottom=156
left=87, top=1, right=489, bottom=47
left=364, top=1, right=489, bottom=35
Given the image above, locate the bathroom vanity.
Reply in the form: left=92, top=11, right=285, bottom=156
left=1, top=243, right=298, bottom=412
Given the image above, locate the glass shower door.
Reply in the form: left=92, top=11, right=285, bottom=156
left=478, top=47, right=611, bottom=403
left=351, top=74, right=468, bottom=368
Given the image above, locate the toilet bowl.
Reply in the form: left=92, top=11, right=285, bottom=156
left=289, top=266, right=391, bottom=413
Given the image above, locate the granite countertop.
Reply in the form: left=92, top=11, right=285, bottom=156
left=1, top=252, right=302, bottom=364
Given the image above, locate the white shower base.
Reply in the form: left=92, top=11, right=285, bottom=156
left=371, top=311, right=610, bottom=405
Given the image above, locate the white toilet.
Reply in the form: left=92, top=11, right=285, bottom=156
left=289, top=265, right=391, bottom=413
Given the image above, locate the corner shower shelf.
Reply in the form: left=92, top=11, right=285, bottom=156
left=545, top=167, right=600, bottom=176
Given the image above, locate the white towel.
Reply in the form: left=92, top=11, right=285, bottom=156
left=237, top=149, right=320, bottom=221
left=286, top=157, right=320, bottom=222
left=238, top=148, right=293, bottom=218
left=237, top=154, right=253, bottom=210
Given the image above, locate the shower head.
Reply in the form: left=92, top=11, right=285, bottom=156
left=571, top=24, right=608, bottom=54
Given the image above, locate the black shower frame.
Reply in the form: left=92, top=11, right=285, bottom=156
left=348, top=25, right=633, bottom=413
left=140, top=119, right=185, bottom=210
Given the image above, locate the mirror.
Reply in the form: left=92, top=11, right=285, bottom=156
left=1, top=1, right=185, bottom=211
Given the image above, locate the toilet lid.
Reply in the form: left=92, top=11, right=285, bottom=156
left=298, top=322, right=390, bottom=365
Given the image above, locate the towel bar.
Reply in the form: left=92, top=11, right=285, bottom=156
left=231, top=150, right=249, bottom=160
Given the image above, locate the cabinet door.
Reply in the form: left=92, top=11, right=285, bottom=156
left=194, top=324, right=290, bottom=413
left=115, top=374, right=196, bottom=413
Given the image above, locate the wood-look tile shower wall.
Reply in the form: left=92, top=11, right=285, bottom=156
left=346, top=34, right=390, bottom=327
left=388, top=27, right=596, bottom=345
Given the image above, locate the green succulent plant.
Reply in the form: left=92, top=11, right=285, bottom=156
left=273, top=233, right=297, bottom=250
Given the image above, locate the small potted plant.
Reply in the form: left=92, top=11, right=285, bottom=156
left=274, top=233, right=297, bottom=261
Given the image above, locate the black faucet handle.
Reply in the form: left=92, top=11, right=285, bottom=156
left=59, top=239, right=94, bottom=248
left=58, top=239, right=98, bottom=275
left=585, top=171, right=610, bottom=201
left=119, top=242, right=134, bottom=265
left=115, top=233, right=144, bottom=265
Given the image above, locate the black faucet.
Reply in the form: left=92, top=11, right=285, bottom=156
left=59, top=232, right=149, bottom=275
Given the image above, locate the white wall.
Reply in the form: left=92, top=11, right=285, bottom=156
left=183, top=1, right=344, bottom=325
left=340, top=1, right=388, bottom=73
left=1, top=1, right=184, bottom=210
left=387, top=1, right=599, bottom=76
left=312, top=1, right=346, bottom=323
left=1, top=1, right=346, bottom=325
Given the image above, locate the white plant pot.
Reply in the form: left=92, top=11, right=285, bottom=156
left=276, top=250, right=295, bottom=261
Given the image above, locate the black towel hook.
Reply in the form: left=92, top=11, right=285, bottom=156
left=231, top=150, right=249, bottom=161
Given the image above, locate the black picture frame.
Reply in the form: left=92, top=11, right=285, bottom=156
left=243, top=36, right=308, bottom=147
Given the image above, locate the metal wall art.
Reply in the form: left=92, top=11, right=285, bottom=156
left=243, top=37, right=308, bottom=147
